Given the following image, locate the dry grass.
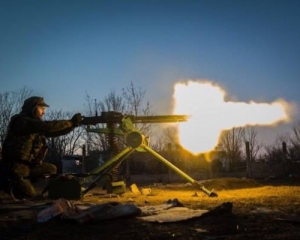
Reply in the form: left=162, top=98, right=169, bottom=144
left=83, top=177, right=300, bottom=215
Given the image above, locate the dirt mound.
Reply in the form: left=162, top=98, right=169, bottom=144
left=202, top=177, right=261, bottom=190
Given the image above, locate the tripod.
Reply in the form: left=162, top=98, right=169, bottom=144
left=82, top=122, right=217, bottom=197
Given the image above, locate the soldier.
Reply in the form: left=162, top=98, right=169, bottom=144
left=0, top=96, right=82, bottom=200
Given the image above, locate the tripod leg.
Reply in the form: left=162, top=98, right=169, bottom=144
left=142, top=144, right=217, bottom=197
left=82, top=147, right=135, bottom=195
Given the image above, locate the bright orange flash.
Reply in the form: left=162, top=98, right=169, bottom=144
left=173, top=81, right=291, bottom=154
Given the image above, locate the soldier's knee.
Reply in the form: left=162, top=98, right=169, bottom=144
left=12, top=178, right=36, bottom=200
left=41, top=162, right=57, bottom=175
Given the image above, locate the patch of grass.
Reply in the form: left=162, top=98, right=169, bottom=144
left=83, top=178, right=300, bottom=215
left=202, top=177, right=261, bottom=190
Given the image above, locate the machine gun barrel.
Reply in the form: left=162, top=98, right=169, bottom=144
left=132, top=115, right=188, bottom=123
left=80, top=111, right=188, bottom=125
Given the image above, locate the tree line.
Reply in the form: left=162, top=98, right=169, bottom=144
left=1, top=84, right=300, bottom=172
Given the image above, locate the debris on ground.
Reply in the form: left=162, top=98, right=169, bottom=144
left=1, top=179, right=300, bottom=239
left=37, top=198, right=75, bottom=222
left=129, top=184, right=140, bottom=194
left=139, top=207, right=209, bottom=223
left=35, top=197, right=233, bottom=224
left=141, top=188, right=152, bottom=195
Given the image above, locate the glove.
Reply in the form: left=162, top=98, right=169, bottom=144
left=71, top=113, right=82, bottom=127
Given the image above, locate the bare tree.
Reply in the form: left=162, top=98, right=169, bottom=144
left=243, top=126, right=263, bottom=162
left=122, top=81, right=153, bottom=136
left=84, top=82, right=154, bottom=153
left=262, top=134, right=290, bottom=163
left=83, top=83, right=155, bottom=180
left=289, top=121, right=300, bottom=160
left=152, top=126, right=179, bottom=151
left=0, top=87, right=32, bottom=145
left=216, top=127, right=245, bottom=171
left=44, top=109, right=84, bottom=158
left=84, top=90, right=126, bottom=154
left=122, top=81, right=147, bottom=115
left=101, top=90, right=125, bottom=113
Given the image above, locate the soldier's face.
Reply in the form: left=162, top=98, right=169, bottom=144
left=35, top=106, right=46, bottom=119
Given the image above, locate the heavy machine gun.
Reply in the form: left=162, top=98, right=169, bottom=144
left=81, top=111, right=189, bottom=125
left=76, top=111, right=217, bottom=197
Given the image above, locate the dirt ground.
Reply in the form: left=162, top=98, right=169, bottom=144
left=1, top=177, right=300, bottom=240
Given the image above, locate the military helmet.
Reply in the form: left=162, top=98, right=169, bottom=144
left=21, top=96, right=50, bottom=113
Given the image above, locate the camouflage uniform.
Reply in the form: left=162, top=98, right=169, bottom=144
left=0, top=96, right=80, bottom=200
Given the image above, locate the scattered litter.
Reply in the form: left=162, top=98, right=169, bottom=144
left=37, top=198, right=141, bottom=224
left=141, top=188, right=151, bottom=195
left=37, top=198, right=75, bottom=222
left=130, top=184, right=140, bottom=194
left=139, top=198, right=185, bottom=215
left=139, top=207, right=209, bottom=223
left=35, top=197, right=233, bottom=224
left=70, top=202, right=142, bottom=224
left=106, top=181, right=126, bottom=194
left=139, top=201, right=233, bottom=223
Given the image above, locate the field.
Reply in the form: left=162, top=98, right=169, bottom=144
left=1, top=177, right=300, bottom=240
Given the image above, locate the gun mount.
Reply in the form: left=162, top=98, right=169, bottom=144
left=78, top=111, right=217, bottom=198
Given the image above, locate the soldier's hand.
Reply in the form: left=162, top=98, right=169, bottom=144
left=71, top=113, right=82, bottom=127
